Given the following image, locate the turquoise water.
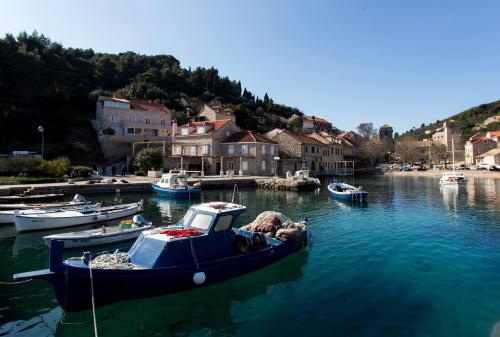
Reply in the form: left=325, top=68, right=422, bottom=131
left=0, top=175, right=499, bottom=337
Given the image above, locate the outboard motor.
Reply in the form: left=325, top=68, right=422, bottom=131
left=133, top=214, right=146, bottom=226
left=73, top=194, right=86, bottom=203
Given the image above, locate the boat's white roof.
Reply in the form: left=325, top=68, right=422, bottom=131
left=192, top=202, right=246, bottom=213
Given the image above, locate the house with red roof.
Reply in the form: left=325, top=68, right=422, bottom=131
left=220, top=131, right=278, bottom=175
left=95, top=96, right=172, bottom=161
left=265, top=129, right=346, bottom=175
left=465, top=133, right=498, bottom=166
left=166, top=118, right=240, bottom=175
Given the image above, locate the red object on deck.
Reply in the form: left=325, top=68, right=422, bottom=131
left=160, top=228, right=203, bottom=237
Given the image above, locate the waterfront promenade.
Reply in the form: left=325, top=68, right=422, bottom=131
left=0, top=175, right=264, bottom=196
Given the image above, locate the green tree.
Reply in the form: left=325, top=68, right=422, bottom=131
left=133, top=148, right=163, bottom=175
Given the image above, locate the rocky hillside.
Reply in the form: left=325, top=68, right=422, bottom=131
left=399, top=100, right=500, bottom=142
left=0, top=32, right=302, bottom=164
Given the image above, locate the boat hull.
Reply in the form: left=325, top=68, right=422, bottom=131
left=43, top=225, right=152, bottom=249
left=14, top=203, right=142, bottom=233
left=18, top=235, right=307, bottom=312
left=327, top=183, right=368, bottom=201
left=151, top=183, right=201, bottom=198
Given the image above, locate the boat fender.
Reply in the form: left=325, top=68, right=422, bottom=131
left=73, top=194, right=86, bottom=203
left=133, top=214, right=146, bottom=225
left=235, top=235, right=252, bottom=253
left=193, top=272, right=206, bottom=285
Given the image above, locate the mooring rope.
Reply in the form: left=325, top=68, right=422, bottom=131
left=0, top=279, right=33, bottom=285
left=189, top=239, right=199, bottom=270
left=89, top=256, right=99, bottom=337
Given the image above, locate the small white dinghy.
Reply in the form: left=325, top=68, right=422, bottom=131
left=0, top=195, right=94, bottom=224
left=14, top=200, right=143, bottom=233
left=43, top=215, right=153, bottom=249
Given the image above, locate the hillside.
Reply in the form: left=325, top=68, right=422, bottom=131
left=400, top=100, right=500, bottom=142
left=0, top=32, right=302, bottom=164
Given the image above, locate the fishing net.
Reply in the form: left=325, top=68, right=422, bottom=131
left=89, top=251, right=143, bottom=270
left=240, top=211, right=307, bottom=241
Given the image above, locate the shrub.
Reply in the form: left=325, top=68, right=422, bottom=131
left=133, top=147, right=162, bottom=175
left=35, top=157, right=70, bottom=177
left=70, top=165, right=94, bottom=178
left=0, top=157, right=42, bottom=175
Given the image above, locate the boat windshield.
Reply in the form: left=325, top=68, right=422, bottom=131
left=178, top=209, right=195, bottom=227
left=187, top=213, right=214, bottom=231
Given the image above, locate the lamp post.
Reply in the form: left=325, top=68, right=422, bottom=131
left=38, top=126, right=44, bottom=159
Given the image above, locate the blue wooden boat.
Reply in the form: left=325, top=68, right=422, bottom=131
left=13, top=202, right=309, bottom=312
left=151, top=171, right=201, bottom=198
left=328, top=182, right=368, bottom=201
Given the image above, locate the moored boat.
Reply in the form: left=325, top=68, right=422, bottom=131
left=0, top=194, right=92, bottom=224
left=151, top=171, right=201, bottom=198
left=439, top=140, right=466, bottom=187
left=14, top=200, right=143, bottom=233
left=328, top=182, right=368, bottom=201
left=43, top=215, right=153, bottom=249
left=13, top=202, right=309, bottom=311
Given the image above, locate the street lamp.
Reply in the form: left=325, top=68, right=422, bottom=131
left=38, top=125, right=44, bottom=159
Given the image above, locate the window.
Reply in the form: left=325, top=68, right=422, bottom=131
left=261, top=145, right=266, bottom=154
left=241, top=144, right=248, bottom=155
left=127, top=128, right=142, bottom=135
left=305, top=146, right=308, bottom=153
left=129, top=116, right=135, bottom=123
left=175, top=146, right=182, bottom=155
left=181, top=128, right=190, bottom=135
left=160, top=119, right=166, bottom=126
left=312, top=147, right=315, bottom=153
left=202, top=145, right=209, bottom=155
left=179, top=209, right=194, bottom=227
left=144, top=129, right=158, bottom=136
left=228, top=161, right=234, bottom=170
left=261, top=160, right=266, bottom=171
left=270, top=146, right=275, bottom=155
left=189, top=213, right=214, bottom=231
left=214, top=215, right=233, bottom=232
left=145, top=118, right=151, bottom=124
left=228, top=145, right=234, bottom=155
left=197, top=126, right=206, bottom=134
left=242, top=160, right=248, bottom=171
left=191, top=146, right=196, bottom=156
left=112, top=114, right=118, bottom=123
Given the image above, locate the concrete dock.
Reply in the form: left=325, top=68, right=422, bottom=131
left=0, top=175, right=261, bottom=197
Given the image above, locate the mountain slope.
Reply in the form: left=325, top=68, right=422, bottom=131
left=400, top=100, right=500, bottom=142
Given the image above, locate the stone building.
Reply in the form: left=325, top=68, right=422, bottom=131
left=265, top=129, right=344, bottom=176
left=432, top=120, right=461, bottom=150
left=166, top=119, right=240, bottom=174
left=193, top=105, right=235, bottom=122
left=478, top=148, right=500, bottom=166
left=221, top=131, right=278, bottom=176
left=379, top=124, right=394, bottom=141
left=464, top=136, right=498, bottom=166
left=95, top=96, right=172, bottom=161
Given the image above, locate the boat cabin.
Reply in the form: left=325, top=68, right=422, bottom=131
left=128, top=202, right=253, bottom=268
left=157, top=170, right=189, bottom=189
left=294, top=169, right=311, bottom=179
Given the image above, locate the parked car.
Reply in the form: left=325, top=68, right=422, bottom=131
left=477, top=162, right=493, bottom=170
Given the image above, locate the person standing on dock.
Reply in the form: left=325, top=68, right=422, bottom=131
left=121, top=165, right=126, bottom=176
left=111, top=164, right=116, bottom=176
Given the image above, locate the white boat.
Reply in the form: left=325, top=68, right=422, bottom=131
left=0, top=194, right=89, bottom=211
left=43, top=215, right=152, bottom=249
left=0, top=195, right=95, bottom=225
left=14, top=200, right=143, bottom=233
left=293, top=168, right=321, bottom=186
left=439, top=139, right=466, bottom=187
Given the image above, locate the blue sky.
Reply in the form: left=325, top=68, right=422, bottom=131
left=1, top=0, right=500, bottom=132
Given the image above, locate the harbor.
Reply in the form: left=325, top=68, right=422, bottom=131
left=1, top=175, right=499, bottom=337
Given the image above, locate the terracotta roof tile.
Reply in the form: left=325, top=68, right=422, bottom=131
left=222, top=131, right=276, bottom=144
left=488, top=131, right=500, bottom=137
